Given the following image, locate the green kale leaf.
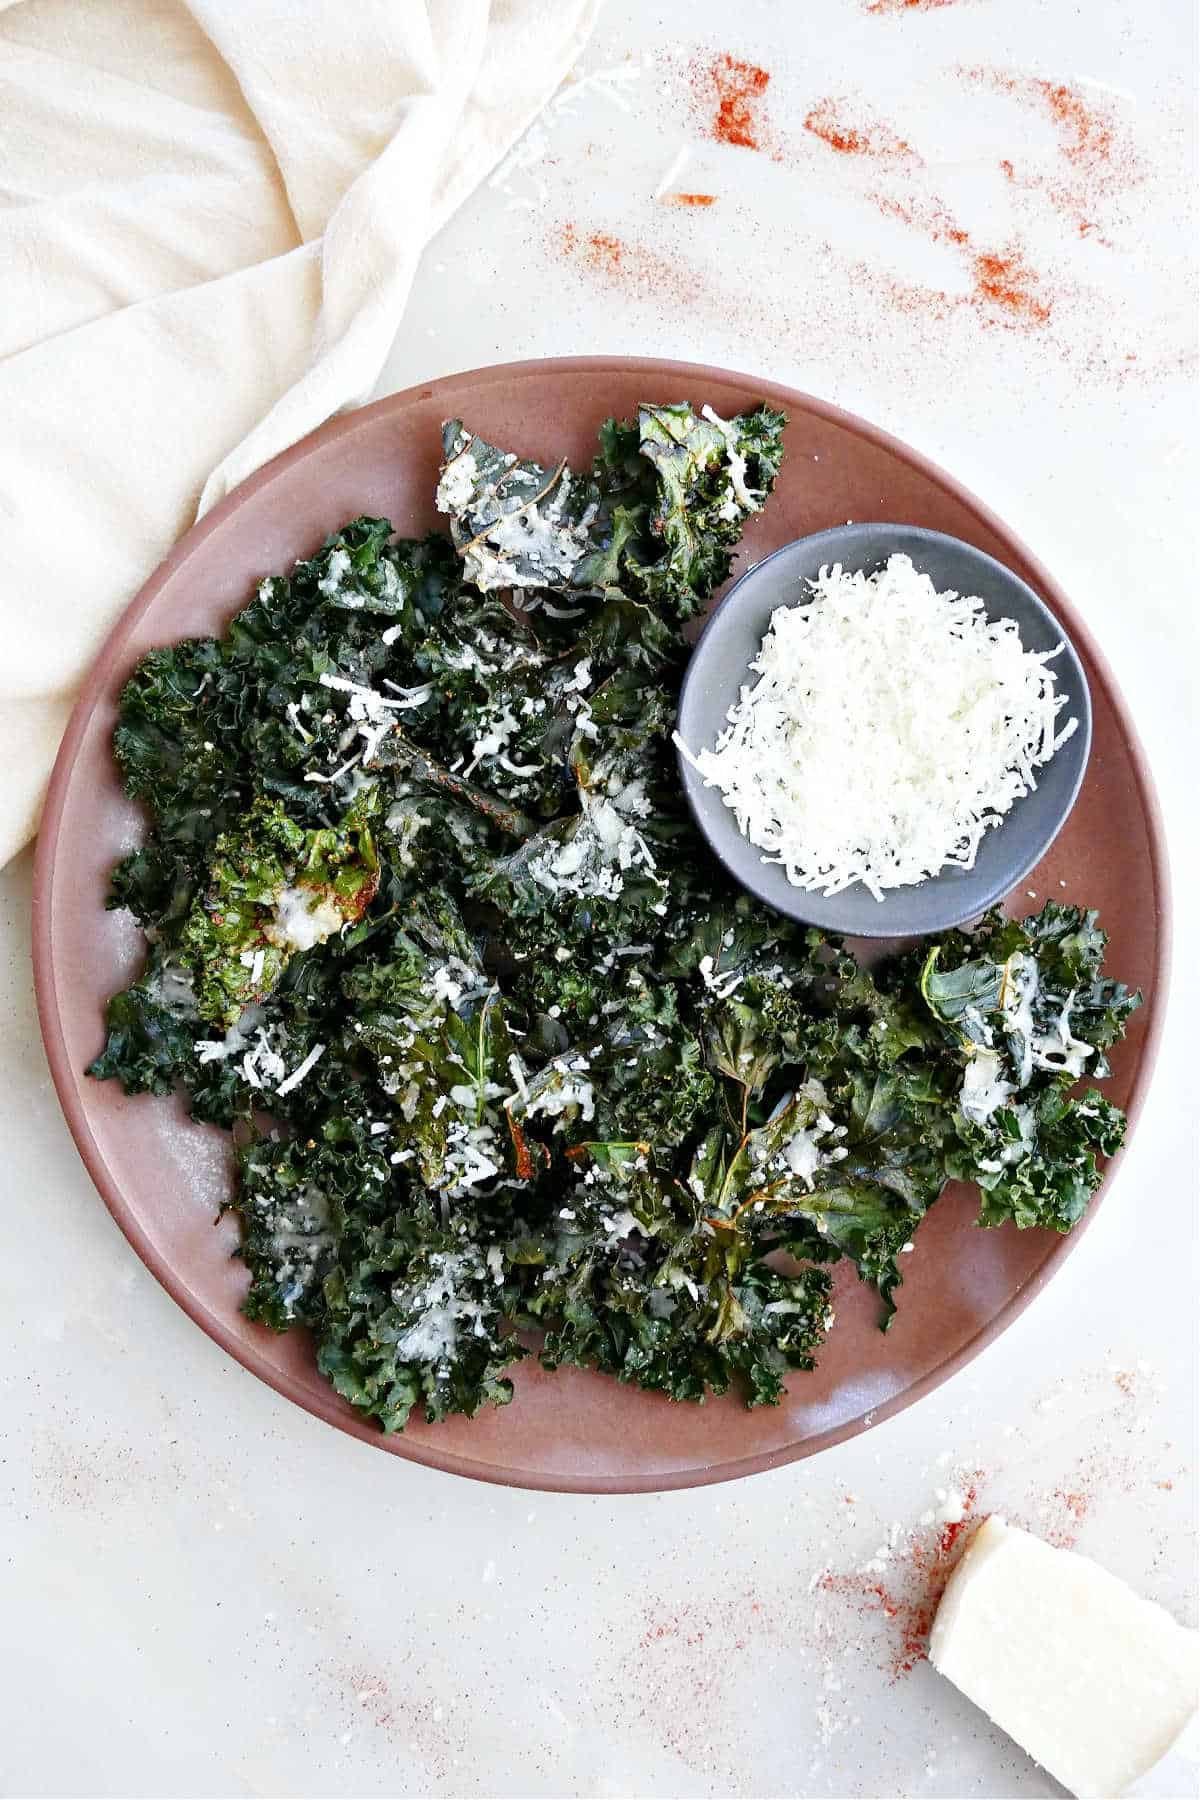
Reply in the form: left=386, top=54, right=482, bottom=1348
left=438, top=401, right=787, bottom=622
left=180, top=794, right=379, bottom=1027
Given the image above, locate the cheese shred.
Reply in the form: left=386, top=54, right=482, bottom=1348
left=677, top=555, right=1077, bottom=901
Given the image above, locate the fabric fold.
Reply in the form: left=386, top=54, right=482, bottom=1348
left=0, top=0, right=598, bottom=863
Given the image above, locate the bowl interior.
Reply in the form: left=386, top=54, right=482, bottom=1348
left=677, top=524, right=1093, bottom=938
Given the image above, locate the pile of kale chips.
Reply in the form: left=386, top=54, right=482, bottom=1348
left=92, top=402, right=1139, bottom=1430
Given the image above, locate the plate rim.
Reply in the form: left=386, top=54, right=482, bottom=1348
left=30, top=354, right=1172, bottom=1494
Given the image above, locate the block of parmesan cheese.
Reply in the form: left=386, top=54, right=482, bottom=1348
left=930, top=1516, right=1199, bottom=1799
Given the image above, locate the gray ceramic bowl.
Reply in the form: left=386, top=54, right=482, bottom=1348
left=676, top=524, right=1092, bottom=937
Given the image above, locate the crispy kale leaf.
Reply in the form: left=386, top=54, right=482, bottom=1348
left=523, top=1146, right=833, bottom=1407
left=909, top=904, right=1140, bottom=1230
left=90, top=402, right=1140, bottom=1431
left=320, top=1237, right=524, bottom=1431
left=437, top=400, right=787, bottom=621
left=88, top=948, right=201, bottom=1097
left=436, top=424, right=598, bottom=593
left=582, top=401, right=785, bottom=616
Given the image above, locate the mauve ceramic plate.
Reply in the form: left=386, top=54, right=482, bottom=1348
left=32, top=357, right=1168, bottom=1494
left=676, top=524, right=1093, bottom=937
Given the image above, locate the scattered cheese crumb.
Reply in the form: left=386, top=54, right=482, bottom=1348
left=276, top=1042, right=326, bottom=1097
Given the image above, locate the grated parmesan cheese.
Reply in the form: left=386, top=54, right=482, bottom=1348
left=275, top=1041, right=326, bottom=1097
left=317, top=547, right=352, bottom=598
left=700, top=404, right=762, bottom=512
left=676, top=555, right=1078, bottom=901
left=391, top=1251, right=490, bottom=1367
left=267, top=885, right=345, bottom=953
left=698, top=954, right=743, bottom=1000
left=960, top=1048, right=1016, bottom=1124
left=959, top=950, right=1097, bottom=1133
left=527, top=750, right=661, bottom=903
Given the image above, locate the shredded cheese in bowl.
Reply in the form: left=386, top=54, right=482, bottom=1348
left=676, top=554, right=1078, bottom=901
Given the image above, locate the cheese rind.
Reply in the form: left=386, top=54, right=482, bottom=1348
left=930, top=1516, right=1200, bottom=1799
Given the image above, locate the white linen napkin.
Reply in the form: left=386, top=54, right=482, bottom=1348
left=0, top=0, right=599, bottom=864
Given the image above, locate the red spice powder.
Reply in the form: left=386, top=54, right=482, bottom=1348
left=1040, top=1486, right=1094, bottom=1548
left=552, top=221, right=700, bottom=306
left=866, top=0, right=963, bottom=11
left=661, top=192, right=718, bottom=207
left=803, top=67, right=1130, bottom=332
left=571, top=225, right=622, bottom=272
left=628, top=1591, right=775, bottom=1775
left=508, top=1116, right=535, bottom=1182
left=972, top=245, right=1052, bottom=325
left=1000, top=155, right=1103, bottom=242
left=694, top=53, right=772, bottom=149
left=978, top=69, right=1116, bottom=168
left=636, top=45, right=1151, bottom=375
left=881, top=257, right=1052, bottom=333
left=346, top=1669, right=396, bottom=1731
left=818, top=1570, right=935, bottom=1680
left=964, top=65, right=1130, bottom=240
left=1042, top=80, right=1112, bottom=162
left=624, top=1375, right=1177, bottom=1759
left=556, top=204, right=1053, bottom=341
left=804, top=96, right=918, bottom=162
left=817, top=1478, right=984, bottom=1680
left=639, top=1595, right=762, bottom=1656
left=872, top=191, right=1052, bottom=327
left=873, top=190, right=967, bottom=245
left=939, top=1510, right=974, bottom=1557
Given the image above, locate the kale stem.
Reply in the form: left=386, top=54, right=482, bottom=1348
left=372, top=727, right=534, bottom=838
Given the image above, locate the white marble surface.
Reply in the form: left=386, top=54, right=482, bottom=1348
left=1, top=2, right=1196, bottom=1796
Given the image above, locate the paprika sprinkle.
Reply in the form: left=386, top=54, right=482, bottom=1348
left=691, top=52, right=772, bottom=150
left=865, top=0, right=964, bottom=12
left=803, top=95, right=918, bottom=162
